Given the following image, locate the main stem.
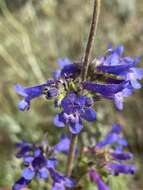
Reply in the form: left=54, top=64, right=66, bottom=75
left=66, top=0, right=101, bottom=178
left=81, top=0, right=101, bottom=81
left=66, top=134, right=78, bottom=177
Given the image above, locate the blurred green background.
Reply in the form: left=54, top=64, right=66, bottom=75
left=0, top=0, right=143, bottom=189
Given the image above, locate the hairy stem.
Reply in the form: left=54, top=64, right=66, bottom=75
left=81, top=0, right=101, bottom=81
left=66, top=134, right=78, bottom=177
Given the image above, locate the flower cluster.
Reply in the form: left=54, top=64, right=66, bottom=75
left=15, top=58, right=97, bottom=134
left=14, top=45, right=143, bottom=190
left=82, top=124, right=135, bottom=190
left=12, top=136, right=75, bottom=190
left=15, top=46, right=143, bottom=134
left=83, top=45, right=143, bottom=110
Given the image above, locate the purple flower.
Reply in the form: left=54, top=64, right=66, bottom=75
left=82, top=80, right=135, bottom=110
left=16, top=140, right=33, bottom=158
left=96, top=124, right=128, bottom=152
left=82, top=78, right=135, bottom=111
left=21, top=147, right=56, bottom=180
left=107, top=163, right=136, bottom=175
left=110, top=152, right=133, bottom=160
left=15, top=83, right=46, bottom=111
left=50, top=168, right=75, bottom=190
left=85, top=124, right=135, bottom=187
left=15, top=80, right=58, bottom=111
left=53, top=58, right=80, bottom=79
left=54, top=92, right=96, bottom=134
left=82, top=81, right=127, bottom=97
left=12, top=177, right=30, bottom=190
left=54, top=134, right=70, bottom=153
left=82, top=45, right=143, bottom=110
left=96, top=124, right=123, bottom=148
left=89, top=169, right=110, bottom=190
left=13, top=135, right=72, bottom=190
left=96, top=45, right=143, bottom=92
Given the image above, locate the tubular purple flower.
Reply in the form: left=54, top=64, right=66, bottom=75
left=15, top=80, right=58, bottom=111
left=110, top=151, right=133, bottom=160
left=107, top=163, right=136, bottom=175
left=96, top=63, right=135, bottom=75
left=15, top=83, right=47, bottom=111
left=89, top=169, right=110, bottom=190
left=96, top=124, right=122, bottom=148
left=15, top=83, right=46, bottom=99
left=82, top=81, right=127, bottom=97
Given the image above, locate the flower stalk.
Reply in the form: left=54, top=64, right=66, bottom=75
left=66, top=0, right=101, bottom=178
left=66, top=134, right=78, bottom=177
left=81, top=0, right=101, bottom=81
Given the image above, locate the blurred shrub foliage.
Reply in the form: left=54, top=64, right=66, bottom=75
left=0, top=0, right=143, bottom=189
